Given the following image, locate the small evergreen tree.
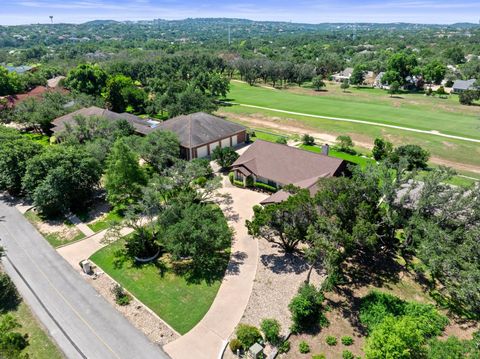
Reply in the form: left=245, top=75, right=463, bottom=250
left=105, top=139, right=147, bottom=209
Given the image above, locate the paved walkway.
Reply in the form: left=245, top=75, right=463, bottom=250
left=0, top=195, right=168, bottom=359
left=57, top=227, right=134, bottom=269
left=164, top=177, right=268, bottom=359
left=68, top=214, right=95, bottom=237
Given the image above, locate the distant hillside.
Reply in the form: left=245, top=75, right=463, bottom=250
left=82, top=20, right=119, bottom=25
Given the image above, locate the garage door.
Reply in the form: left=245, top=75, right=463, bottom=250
left=231, top=135, right=238, bottom=147
left=221, top=138, right=230, bottom=148
left=209, top=141, right=219, bottom=153
left=196, top=145, right=208, bottom=158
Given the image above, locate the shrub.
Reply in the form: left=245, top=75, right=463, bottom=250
left=427, top=337, right=468, bottom=359
left=341, top=336, right=354, bottom=346
left=254, top=182, right=277, bottom=192
left=246, top=176, right=254, bottom=188
left=233, top=179, right=244, bottom=187
left=312, top=355, right=326, bottom=359
left=302, top=134, right=315, bottom=146
left=111, top=284, right=131, bottom=306
left=236, top=324, right=262, bottom=350
left=326, top=336, right=337, bottom=346
left=364, top=315, right=426, bottom=359
left=359, top=290, right=448, bottom=336
left=0, top=315, right=29, bottom=357
left=211, top=146, right=239, bottom=170
left=335, top=135, right=355, bottom=154
left=0, top=273, right=20, bottom=314
left=299, top=341, right=310, bottom=354
left=342, top=350, right=354, bottom=359
left=289, top=283, right=326, bottom=332
left=125, top=227, right=160, bottom=259
left=229, top=338, right=242, bottom=353
left=260, top=318, right=281, bottom=344
left=278, top=340, right=290, bottom=354
left=275, top=137, right=288, bottom=145
left=388, top=144, right=430, bottom=171
left=228, top=172, right=234, bottom=184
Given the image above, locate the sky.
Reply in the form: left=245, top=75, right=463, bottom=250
left=1, top=0, right=480, bottom=26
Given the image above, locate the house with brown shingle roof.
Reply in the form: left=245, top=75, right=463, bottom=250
left=156, top=112, right=247, bottom=160
left=51, top=106, right=156, bottom=136
left=52, top=108, right=247, bottom=161
left=231, top=140, right=348, bottom=204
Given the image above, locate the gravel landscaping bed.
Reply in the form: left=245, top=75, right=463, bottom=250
left=85, top=269, right=179, bottom=346
left=223, top=239, right=325, bottom=358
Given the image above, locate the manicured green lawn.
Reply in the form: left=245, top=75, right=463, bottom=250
left=90, top=240, right=222, bottom=334
left=226, top=81, right=480, bottom=140
left=251, top=129, right=288, bottom=143
left=10, top=302, right=63, bottom=359
left=88, top=210, right=123, bottom=233
left=220, top=101, right=480, bottom=169
left=299, top=144, right=375, bottom=167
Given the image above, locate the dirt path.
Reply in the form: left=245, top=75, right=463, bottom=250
left=232, top=103, right=480, bottom=144
left=217, top=110, right=374, bottom=149
left=430, top=157, right=480, bottom=175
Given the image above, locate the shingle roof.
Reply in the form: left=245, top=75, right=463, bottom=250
left=232, top=140, right=346, bottom=187
left=452, top=79, right=476, bottom=91
left=156, top=112, right=246, bottom=148
left=51, top=106, right=155, bottom=135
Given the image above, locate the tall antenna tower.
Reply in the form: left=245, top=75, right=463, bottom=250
left=228, top=24, right=231, bottom=45
left=49, top=16, right=54, bottom=24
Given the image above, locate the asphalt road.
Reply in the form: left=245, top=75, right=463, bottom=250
left=0, top=196, right=169, bottom=359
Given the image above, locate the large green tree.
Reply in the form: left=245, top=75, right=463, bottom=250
left=104, top=138, right=147, bottom=209
left=22, top=146, right=102, bottom=217
left=138, top=130, right=180, bottom=172
left=103, top=74, right=146, bottom=113
left=405, top=169, right=480, bottom=314
left=0, top=135, right=43, bottom=195
left=161, top=199, right=232, bottom=282
left=0, top=67, right=21, bottom=96
left=246, top=188, right=318, bottom=253
left=64, top=63, right=108, bottom=96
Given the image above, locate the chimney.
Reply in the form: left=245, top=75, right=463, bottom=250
left=321, top=143, right=330, bottom=156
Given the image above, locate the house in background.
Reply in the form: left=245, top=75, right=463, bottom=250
left=157, top=112, right=247, bottom=160
left=231, top=140, right=348, bottom=204
left=52, top=108, right=246, bottom=160
left=452, top=79, right=477, bottom=93
left=51, top=106, right=156, bottom=136
left=332, top=68, right=353, bottom=82
left=3, top=65, right=34, bottom=74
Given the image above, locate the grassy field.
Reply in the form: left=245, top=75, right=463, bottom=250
left=300, top=144, right=375, bottom=167
left=9, top=302, right=64, bottom=359
left=226, top=81, right=480, bottom=139
left=90, top=239, right=222, bottom=335
left=220, top=82, right=480, bottom=172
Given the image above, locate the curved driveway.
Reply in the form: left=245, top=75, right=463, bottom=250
left=0, top=195, right=168, bottom=359
left=164, top=178, right=268, bottom=359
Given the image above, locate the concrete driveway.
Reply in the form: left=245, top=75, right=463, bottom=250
left=0, top=195, right=169, bottom=359
left=164, top=177, right=268, bottom=359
